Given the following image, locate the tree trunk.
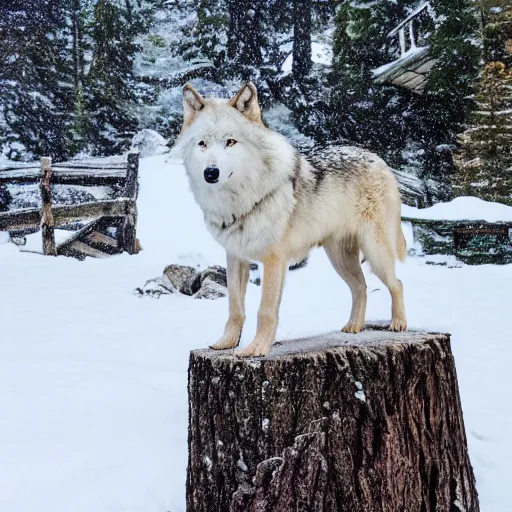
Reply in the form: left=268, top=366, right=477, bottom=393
left=293, top=0, right=312, bottom=80
left=187, top=329, right=479, bottom=512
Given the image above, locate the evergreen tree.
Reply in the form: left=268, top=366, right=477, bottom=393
left=0, top=0, right=72, bottom=161
left=418, top=0, right=481, bottom=180
left=328, top=1, right=417, bottom=165
left=182, top=0, right=230, bottom=73
left=480, top=0, right=512, bottom=65
left=86, top=0, right=150, bottom=155
left=292, top=0, right=312, bottom=81
left=453, top=62, right=512, bottom=204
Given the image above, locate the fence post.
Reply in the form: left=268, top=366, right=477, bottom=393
left=121, top=152, right=139, bottom=254
left=124, top=152, right=139, bottom=199
left=40, top=157, right=57, bottom=256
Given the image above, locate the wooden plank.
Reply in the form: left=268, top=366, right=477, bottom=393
left=68, top=241, right=111, bottom=259
left=0, top=209, right=41, bottom=231
left=85, top=231, right=118, bottom=247
left=57, top=217, right=123, bottom=259
left=52, top=199, right=131, bottom=224
left=0, top=198, right=131, bottom=231
left=40, top=157, right=57, bottom=256
left=0, top=155, right=128, bottom=185
left=0, top=168, right=126, bottom=185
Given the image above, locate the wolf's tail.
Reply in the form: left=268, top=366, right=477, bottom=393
left=397, top=219, right=407, bottom=262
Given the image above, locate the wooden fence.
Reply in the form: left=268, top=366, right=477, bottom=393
left=0, top=153, right=140, bottom=259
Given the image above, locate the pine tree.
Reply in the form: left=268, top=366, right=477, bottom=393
left=480, top=0, right=512, bottom=65
left=86, top=0, right=148, bottom=155
left=67, top=0, right=94, bottom=155
left=328, top=1, right=417, bottom=165
left=0, top=0, right=72, bottom=161
left=453, top=62, right=512, bottom=204
left=419, top=0, right=481, bottom=181
left=182, top=0, right=230, bottom=72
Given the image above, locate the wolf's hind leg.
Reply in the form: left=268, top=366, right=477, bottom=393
left=360, top=227, right=407, bottom=332
left=324, top=236, right=367, bottom=334
left=210, top=254, right=249, bottom=350
left=235, top=254, right=287, bottom=357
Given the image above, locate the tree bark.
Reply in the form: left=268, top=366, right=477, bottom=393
left=187, top=329, right=479, bottom=512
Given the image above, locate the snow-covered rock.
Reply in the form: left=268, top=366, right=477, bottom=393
left=130, top=129, right=169, bottom=158
left=163, top=264, right=198, bottom=294
left=136, top=264, right=228, bottom=300
left=134, top=275, right=176, bottom=298
left=194, top=277, right=227, bottom=300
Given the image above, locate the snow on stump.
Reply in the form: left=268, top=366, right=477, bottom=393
left=186, top=329, right=479, bottom=512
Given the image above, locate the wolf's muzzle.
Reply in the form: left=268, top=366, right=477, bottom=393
left=204, top=167, right=220, bottom=184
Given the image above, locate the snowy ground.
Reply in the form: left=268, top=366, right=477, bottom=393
left=1, top=153, right=511, bottom=512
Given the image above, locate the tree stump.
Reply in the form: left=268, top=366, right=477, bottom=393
left=186, top=329, right=479, bottom=512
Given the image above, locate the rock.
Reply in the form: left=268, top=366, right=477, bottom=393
left=192, top=266, right=228, bottom=299
left=130, top=129, right=169, bottom=158
left=289, top=257, right=308, bottom=271
left=199, top=265, right=227, bottom=287
left=134, top=275, right=176, bottom=299
left=194, top=277, right=227, bottom=300
left=136, top=264, right=229, bottom=300
left=163, top=264, right=199, bottom=294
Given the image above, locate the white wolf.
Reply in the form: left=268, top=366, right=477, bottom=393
left=177, top=82, right=407, bottom=357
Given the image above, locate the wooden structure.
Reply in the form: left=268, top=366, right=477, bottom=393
left=187, top=329, right=479, bottom=512
left=403, top=216, right=512, bottom=265
left=373, top=3, right=437, bottom=94
left=0, top=153, right=140, bottom=259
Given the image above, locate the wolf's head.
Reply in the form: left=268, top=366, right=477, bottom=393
left=177, top=82, right=269, bottom=187
left=177, top=82, right=298, bottom=256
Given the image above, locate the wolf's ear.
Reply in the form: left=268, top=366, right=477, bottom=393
left=181, top=83, right=206, bottom=133
left=229, top=82, right=262, bottom=124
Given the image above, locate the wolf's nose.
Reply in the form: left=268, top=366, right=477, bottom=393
left=204, top=167, right=220, bottom=184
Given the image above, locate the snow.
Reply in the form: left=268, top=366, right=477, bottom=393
left=0, top=153, right=511, bottom=512
left=402, top=196, right=512, bottom=222
left=280, top=42, right=333, bottom=77
left=130, top=129, right=169, bottom=158
left=373, top=45, right=429, bottom=77
left=18, top=229, right=75, bottom=254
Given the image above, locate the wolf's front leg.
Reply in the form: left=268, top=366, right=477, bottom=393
left=210, top=254, right=249, bottom=350
left=236, top=255, right=287, bottom=357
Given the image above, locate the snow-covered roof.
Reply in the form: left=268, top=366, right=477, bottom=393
left=402, top=196, right=512, bottom=222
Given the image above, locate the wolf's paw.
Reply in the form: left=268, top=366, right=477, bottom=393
left=210, top=336, right=240, bottom=350
left=389, top=318, right=407, bottom=332
left=341, top=322, right=363, bottom=334
left=235, top=339, right=272, bottom=358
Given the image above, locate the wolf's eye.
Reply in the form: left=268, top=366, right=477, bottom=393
left=198, top=140, right=206, bottom=148
left=226, top=138, right=237, bottom=147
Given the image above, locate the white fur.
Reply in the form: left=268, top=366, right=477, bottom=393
left=177, top=101, right=297, bottom=260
